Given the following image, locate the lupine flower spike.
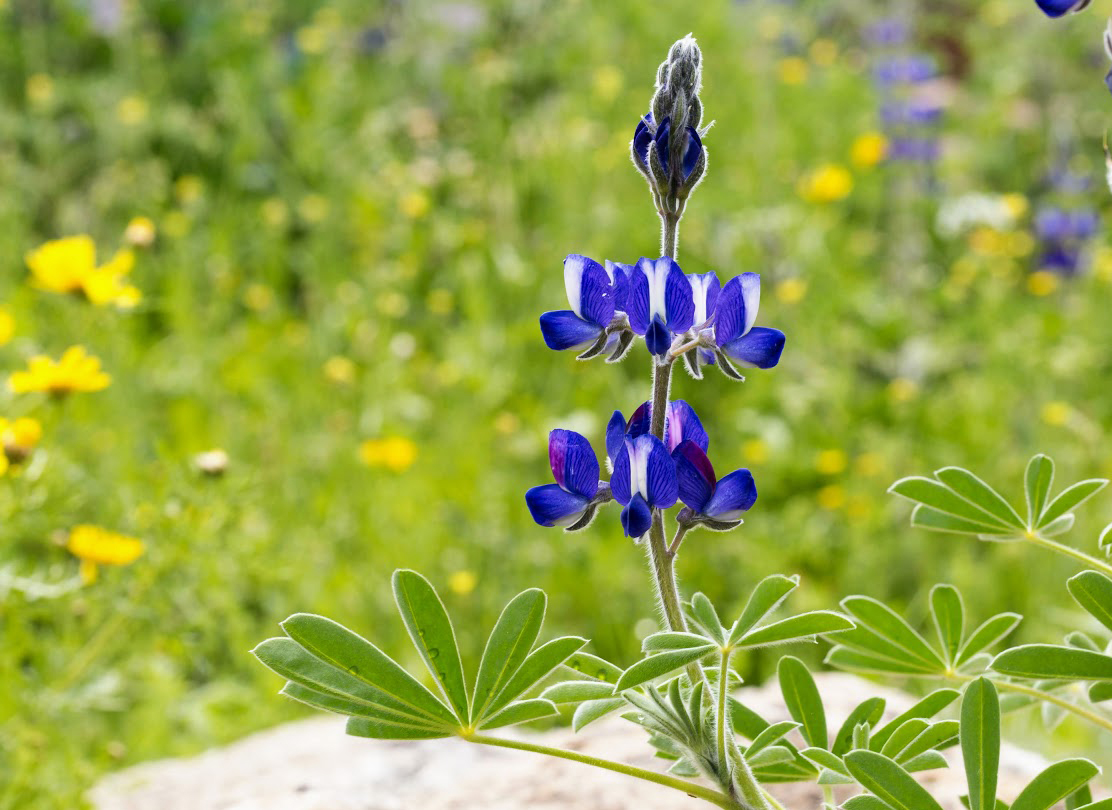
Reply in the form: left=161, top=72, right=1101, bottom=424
left=525, top=429, right=611, bottom=530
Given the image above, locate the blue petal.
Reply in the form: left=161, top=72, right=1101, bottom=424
left=645, top=316, right=672, bottom=357
left=663, top=258, right=695, bottom=334
left=621, top=493, right=653, bottom=538
left=564, top=255, right=614, bottom=326
left=549, top=429, right=600, bottom=499
left=540, top=311, right=604, bottom=351
left=626, top=401, right=652, bottom=439
left=654, top=117, right=672, bottom=174
left=714, top=273, right=761, bottom=344
left=633, top=115, right=653, bottom=170
left=643, top=435, right=678, bottom=509
left=704, top=469, right=757, bottom=522
left=681, top=126, right=703, bottom=180
left=526, top=484, right=591, bottom=528
left=1034, top=0, right=1089, bottom=16
left=610, top=441, right=631, bottom=505
left=606, top=261, right=634, bottom=313
left=605, top=411, right=626, bottom=467
left=699, top=348, right=717, bottom=366
left=689, top=272, right=721, bottom=326
left=672, top=440, right=715, bottom=513
left=721, top=327, right=786, bottom=370
left=666, top=401, right=709, bottom=454
left=626, top=263, right=652, bottom=335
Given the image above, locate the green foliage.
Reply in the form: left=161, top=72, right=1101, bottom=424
left=255, top=570, right=585, bottom=737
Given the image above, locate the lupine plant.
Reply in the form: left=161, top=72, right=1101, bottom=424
left=254, top=36, right=1110, bottom=809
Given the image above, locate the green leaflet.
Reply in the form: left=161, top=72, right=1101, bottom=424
left=562, top=650, right=623, bottom=684
left=392, top=569, right=470, bottom=721
left=911, top=505, right=1018, bottom=537
left=486, top=635, right=587, bottom=716
left=737, top=610, right=854, bottom=648
left=832, top=697, right=885, bottom=756
left=992, top=644, right=1112, bottom=681
left=642, top=631, right=717, bottom=651
left=478, top=698, right=558, bottom=730
left=1024, top=455, right=1055, bottom=526
left=870, top=688, right=960, bottom=751
left=930, top=584, right=965, bottom=665
left=1011, top=760, right=1101, bottom=810
left=572, top=697, right=625, bottom=732
left=1038, top=480, right=1108, bottom=529
left=687, top=592, right=726, bottom=644
left=961, top=678, right=1000, bottom=810
left=615, top=645, right=716, bottom=691
left=841, top=596, right=946, bottom=670
left=727, top=574, right=800, bottom=644
left=955, top=613, right=1023, bottom=668
left=471, top=588, right=548, bottom=722
left=1067, top=571, right=1112, bottom=634
left=778, top=656, right=826, bottom=749
left=890, top=477, right=1012, bottom=529
left=345, top=714, right=454, bottom=740
left=844, top=750, right=946, bottom=810
left=933, top=467, right=1025, bottom=528
left=540, top=680, right=616, bottom=704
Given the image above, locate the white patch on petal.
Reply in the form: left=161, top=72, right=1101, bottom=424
left=740, top=273, right=761, bottom=336
left=564, top=256, right=586, bottom=318
left=646, top=260, right=669, bottom=322
left=691, top=276, right=712, bottom=325
left=627, top=437, right=650, bottom=500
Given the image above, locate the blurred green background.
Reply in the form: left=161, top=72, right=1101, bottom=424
left=2, top=0, right=1111, bottom=806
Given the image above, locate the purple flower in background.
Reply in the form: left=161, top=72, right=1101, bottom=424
left=539, top=255, right=616, bottom=351
left=606, top=400, right=709, bottom=466
left=525, top=430, right=605, bottom=528
left=713, top=273, right=786, bottom=371
left=1034, top=0, right=1091, bottom=17
left=673, top=440, right=758, bottom=527
left=627, top=257, right=695, bottom=356
left=610, top=434, right=678, bottom=538
left=633, top=113, right=703, bottom=182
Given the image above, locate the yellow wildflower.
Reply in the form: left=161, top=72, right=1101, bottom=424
left=778, top=57, right=809, bottom=85
left=66, top=525, right=144, bottom=585
left=116, top=96, right=149, bottom=125
left=815, top=449, right=848, bottom=475
left=809, top=39, right=839, bottom=67
left=1040, top=402, right=1071, bottom=427
left=1027, top=271, right=1059, bottom=296
left=26, top=73, right=54, bottom=106
left=359, top=437, right=418, bottom=472
left=9, top=346, right=111, bottom=395
left=400, top=192, right=430, bottom=219
left=798, top=164, right=853, bottom=203
left=323, top=355, right=356, bottom=385
left=25, top=235, right=140, bottom=308
left=448, top=570, right=477, bottom=596
left=0, top=308, right=13, bottom=346
left=887, top=378, right=920, bottom=403
left=775, top=278, right=807, bottom=304
left=818, top=485, right=846, bottom=510
left=0, top=417, right=42, bottom=464
left=743, top=438, right=768, bottom=465
left=298, top=194, right=330, bottom=224
left=850, top=132, right=888, bottom=168
left=1001, top=193, right=1029, bottom=219
left=124, top=216, right=156, bottom=247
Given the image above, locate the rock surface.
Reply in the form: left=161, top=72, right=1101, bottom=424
left=90, top=674, right=1049, bottom=810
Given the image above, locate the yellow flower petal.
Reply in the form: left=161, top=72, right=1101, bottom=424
left=66, top=525, right=145, bottom=566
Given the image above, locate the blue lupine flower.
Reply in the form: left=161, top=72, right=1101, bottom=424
left=610, top=434, right=679, bottom=538
left=627, top=257, right=695, bottom=356
left=673, top=440, right=757, bottom=524
left=1035, top=208, right=1099, bottom=240
left=632, top=113, right=703, bottom=182
left=605, top=260, right=635, bottom=312
left=606, top=400, right=709, bottom=466
left=525, top=429, right=602, bottom=527
left=687, top=271, right=721, bottom=371
left=539, top=255, right=617, bottom=351
left=1034, top=0, right=1091, bottom=17
left=713, top=273, right=786, bottom=370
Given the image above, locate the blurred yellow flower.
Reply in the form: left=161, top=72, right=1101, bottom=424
left=243, top=283, right=275, bottom=313
left=592, top=65, right=624, bottom=103
left=261, top=198, right=289, bottom=228
left=66, top=525, right=145, bottom=585
left=854, top=452, right=886, bottom=477
left=1040, top=401, right=1071, bottom=427
left=778, top=57, right=809, bottom=85
left=427, top=289, right=454, bottom=315
left=1002, top=193, right=1029, bottom=219
left=448, top=569, right=477, bottom=596
left=401, top=192, right=430, bottom=219
left=887, top=378, right=920, bottom=403
left=26, top=73, right=54, bottom=105
left=25, top=236, right=140, bottom=309
left=359, top=437, right=418, bottom=472
left=775, top=278, right=807, bottom=304
left=850, top=133, right=888, bottom=168
left=743, top=438, right=769, bottom=465
left=174, top=175, right=204, bottom=205
left=809, top=39, right=839, bottom=67
left=299, top=194, right=330, bottom=224
left=818, top=484, right=845, bottom=510
left=798, top=165, right=853, bottom=203
left=0, top=417, right=42, bottom=464
left=815, top=449, right=847, bottom=475
left=1027, top=271, right=1059, bottom=296
left=0, top=308, right=13, bottom=346
left=116, top=95, right=149, bottom=125
left=9, top=346, right=111, bottom=395
left=323, top=355, right=356, bottom=385
left=124, top=216, right=156, bottom=247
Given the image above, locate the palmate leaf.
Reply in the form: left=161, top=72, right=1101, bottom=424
left=1067, top=571, right=1112, bottom=634
left=891, top=477, right=1016, bottom=531
left=834, top=596, right=946, bottom=674
left=256, top=571, right=587, bottom=739
left=844, top=750, right=946, bottom=810
left=961, top=677, right=1000, bottom=810
left=992, top=644, right=1112, bottom=681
